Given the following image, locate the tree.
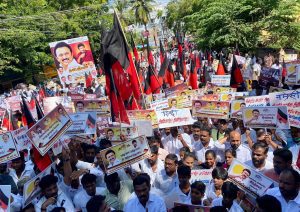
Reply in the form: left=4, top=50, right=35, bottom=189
left=131, top=0, right=155, bottom=30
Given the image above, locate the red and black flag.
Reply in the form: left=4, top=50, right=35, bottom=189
left=130, top=33, right=139, bottom=62
left=33, top=95, right=44, bottom=120
left=166, top=62, right=175, bottom=87
left=21, top=96, right=35, bottom=128
left=216, top=54, right=226, bottom=75
left=230, top=55, right=244, bottom=88
left=158, top=39, right=170, bottom=86
left=147, top=65, right=161, bottom=94
left=282, top=58, right=287, bottom=79
left=189, top=53, right=198, bottom=89
left=177, top=37, right=187, bottom=80
left=146, top=36, right=155, bottom=67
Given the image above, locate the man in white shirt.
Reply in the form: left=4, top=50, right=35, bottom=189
left=266, top=169, right=300, bottom=211
left=153, top=154, right=179, bottom=196
left=215, top=131, right=251, bottom=163
left=73, top=173, right=106, bottom=212
left=124, top=173, right=166, bottom=212
left=244, top=142, right=273, bottom=173
left=288, top=126, right=300, bottom=170
left=161, top=127, right=192, bottom=156
left=35, top=174, right=75, bottom=212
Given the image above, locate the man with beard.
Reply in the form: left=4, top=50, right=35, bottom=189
left=153, top=154, right=179, bottom=196
left=124, top=173, right=166, bottom=212
left=245, top=142, right=273, bottom=173
left=73, top=173, right=105, bottom=212
left=35, top=175, right=75, bottom=212
left=132, top=146, right=164, bottom=185
left=264, top=148, right=293, bottom=182
left=216, top=131, right=251, bottom=163
left=266, top=169, right=300, bottom=211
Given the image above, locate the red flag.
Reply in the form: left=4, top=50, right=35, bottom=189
left=177, top=41, right=187, bottom=80
left=189, top=54, right=198, bottom=89
left=158, top=40, right=170, bottom=86
left=1, top=110, right=13, bottom=131
left=130, top=33, right=139, bottom=62
left=38, top=87, right=46, bottom=99
left=166, top=62, right=175, bottom=87
left=147, top=65, right=161, bottom=94
left=216, top=55, right=226, bottom=75
left=282, top=58, right=287, bottom=78
left=146, top=36, right=155, bottom=67
left=230, top=55, right=244, bottom=88
left=85, top=72, right=93, bottom=88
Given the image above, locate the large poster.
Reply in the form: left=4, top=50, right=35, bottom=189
left=127, top=110, right=158, bottom=128
left=230, top=100, right=246, bottom=119
left=0, top=132, right=19, bottom=164
left=26, top=104, right=72, bottom=156
left=259, top=67, right=280, bottom=88
left=243, top=106, right=289, bottom=129
left=49, top=36, right=97, bottom=87
left=99, top=136, right=150, bottom=174
left=73, top=100, right=110, bottom=116
left=269, top=89, right=300, bottom=127
left=167, top=95, right=192, bottom=109
left=65, top=112, right=97, bottom=135
left=192, top=100, right=230, bottom=119
left=156, top=109, right=194, bottom=128
left=245, top=95, right=270, bottom=107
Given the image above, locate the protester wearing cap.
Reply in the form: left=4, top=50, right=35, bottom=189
left=266, top=169, right=300, bottom=211
left=244, top=142, right=273, bottom=173
left=9, top=151, right=35, bottom=187
left=161, top=127, right=192, bottom=156
left=35, top=174, right=75, bottom=212
left=153, top=153, right=179, bottom=196
left=124, top=173, right=166, bottom=212
left=100, top=172, right=133, bottom=210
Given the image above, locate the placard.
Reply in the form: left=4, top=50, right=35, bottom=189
left=150, top=99, right=169, bottom=111
left=192, top=100, right=230, bottom=119
left=167, top=95, right=192, bottom=109
left=190, top=169, right=213, bottom=185
left=259, top=67, right=280, bottom=88
left=65, top=112, right=97, bottom=135
left=213, top=87, right=236, bottom=94
left=211, top=75, right=231, bottom=86
left=245, top=95, right=270, bottom=107
left=269, top=89, right=300, bottom=127
left=165, top=83, right=188, bottom=97
left=99, top=136, right=150, bottom=174
left=0, top=185, right=11, bottom=212
left=243, top=106, right=289, bottom=129
left=156, top=109, right=194, bottom=128
left=285, top=62, right=300, bottom=84
left=230, top=100, right=246, bottom=119
left=228, top=159, right=276, bottom=197
left=73, top=100, right=110, bottom=116
left=104, top=127, right=138, bottom=141
left=11, top=126, right=32, bottom=151
left=96, top=115, right=111, bottom=137
left=26, top=104, right=72, bottom=156
left=127, top=110, right=158, bottom=128
left=43, top=96, right=73, bottom=114
left=49, top=36, right=97, bottom=87
left=23, top=163, right=55, bottom=206
left=196, top=94, right=220, bottom=101
left=0, top=132, right=20, bottom=164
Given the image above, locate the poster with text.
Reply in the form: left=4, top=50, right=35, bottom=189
left=150, top=99, right=169, bottom=111
left=43, top=96, right=73, bottom=114
left=127, top=110, right=158, bottom=128
left=192, top=100, right=230, bottom=119
left=167, top=95, right=192, bottom=109
left=11, top=126, right=32, bottom=151
left=190, top=169, right=213, bottom=185
left=65, top=112, right=97, bottom=135
left=213, top=87, right=236, bottom=94
left=165, top=83, right=188, bottom=97
left=259, top=67, right=280, bottom=88
left=100, top=136, right=150, bottom=174
left=0, top=185, right=11, bottom=212
left=245, top=95, right=270, bottom=107
left=285, top=62, right=300, bottom=85
left=0, top=132, right=19, bottom=164
left=228, top=159, right=276, bottom=197
left=231, top=100, right=246, bottom=119
left=269, top=89, right=300, bottom=127
left=156, top=109, right=194, bottom=128
left=49, top=36, right=97, bottom=87
left=26, top=104, right=72, bottom=156
left=211, top=75, right=231, bottom=86
left=73, top=100, right=110, bottom=116
left=96, top=115, right=111, bottom=137
left=104, top=127, right=138, bottom=141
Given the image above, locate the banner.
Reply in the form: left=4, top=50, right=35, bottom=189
left=245, top=95, right=270, bottom=107
left=213, top=87, right=236, bottom=94
left=196, top=94, right=220, bottom=101
left=11, top=126, right=32, bottom=151
left=127, top=110, right=158, bottom=128
left=23, top=163, right=55, bottom=206
left=43, top=96, right=73, bottom=114
left=65, top=112, right=97, bottom=135
left=190, top=169, right=213, bottom=185
left=156, top=109, right=194, bottom=128
left=104, top=127, right=138, bottom=141
left=211, top=75, right=231, bottom=86
left=228, top=159, right=276, bottom=197
left=230, top=100, right=246, bottom=119
left=269, top=89, right=300, bottom=127
left=73, top=100, right=110, bottom=116
left=243, top=106, right=289, bottom=129
left=192, top=100, right=230, bottom=119
left=0, top=132, right=20, bottom=164
left=285, top=62, right=300, bottom=85
left=49, top=36, right=97, bottom=87
left=99, top=136, right=150, bottom=174
left=167, top=95, right=192, bottom=109
left=220, top=93, right=235, bottom=101
left=259, top=67, right=280, bottom=88
left=0, top=185, right=11, bottom=212
left=150, top=99, right=169, bottom=111
left=26, top=104, right=72, bottom=156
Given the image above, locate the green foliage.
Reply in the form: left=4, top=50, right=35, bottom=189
left=131, top=0, right=155, bottom=29
left=0, top=0, right=111, bottom=80
left=166, top=0, right=300, bottom=50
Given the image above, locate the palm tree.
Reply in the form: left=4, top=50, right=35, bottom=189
left=131, top=0, right=155, bottom=31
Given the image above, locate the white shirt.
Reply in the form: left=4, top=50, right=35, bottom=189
left=9, top=164, right=36, bottom=186
left=217, top=143, right=251, bottom=163
left=153, top=169, right=179, bottom=196
left=266, top=187, right=300, bottom=211
left=206, top=182, right=223, bottom=201
left=162, top=133, right=192, bottom=155
left=35, top=190, right=75, bottom=212
left=73, top=187, right=106, bottom=212
left=124, top=193, right=166, bottom=212
left=193, top=138, right=225, bottom=163
left=212, top=198, right=243, bottom=212
left=244, top=159, right=273, bottom=173
left=289, top=144, right=300, bottom=169
left=165, top=186, right=191, bottom=209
